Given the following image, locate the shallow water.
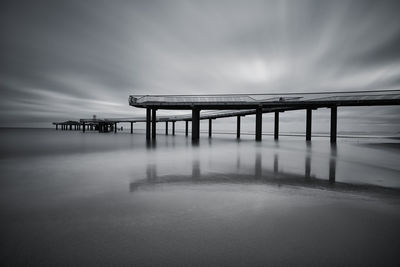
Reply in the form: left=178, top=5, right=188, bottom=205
left=1, top=129, right=400, bottom=266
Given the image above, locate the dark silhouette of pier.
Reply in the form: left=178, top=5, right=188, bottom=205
left=53, top=89, right=400, bottom=144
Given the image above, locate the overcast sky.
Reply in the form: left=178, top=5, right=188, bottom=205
left=1, top=0, right=399, bottom=132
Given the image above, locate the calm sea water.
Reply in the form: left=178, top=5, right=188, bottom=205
left=1, top=128, right=400, bottom=266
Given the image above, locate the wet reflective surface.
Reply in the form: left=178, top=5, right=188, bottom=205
left=1, top=129, right=400, bottom=266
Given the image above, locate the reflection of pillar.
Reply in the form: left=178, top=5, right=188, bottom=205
left=329, top=158, right=336, bottom=183
left=255, top=152, right=261, bottom=177
left=192, top=108, right=200, bottom=141
left=255, top=107, right=262, bottom=141
left=165, top=121, right=168, bottom=135
left=236, top=115, right=241, bottom=139
left=306, top=109, right=312, bottom=141
left=172, top=121, right=175, bottom=135
left=305, top=155, right=311, bottom=180
left=146, top=164, right=157, bottom=180
left=185, top=121, right=188, bottom=136
left=146, top=108, right=151, bottom=140
left=329, top=145, right=337, bottom=183
left=152, top=109, right=157, bottom=140
left=274, top=154, right=278, bottom=175
left=330, top=106, right=337, bottom=144
left=192, top=160, right=200, bottom=178
left=208, top=119, right=212, bottom=138
left=274, top=112, right=279, bottom=140
left=236, top=153, right=240, bottom=170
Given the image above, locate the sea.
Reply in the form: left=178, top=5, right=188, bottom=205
left=1, top=128, right=399, bottom=266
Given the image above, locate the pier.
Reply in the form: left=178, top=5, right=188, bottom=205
left=53, top=89, right=400, bottom=144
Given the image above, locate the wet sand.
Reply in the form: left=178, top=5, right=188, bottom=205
left=1, top=129, right=399, bottom=266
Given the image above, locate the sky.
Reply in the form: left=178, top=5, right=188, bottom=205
left=1, top=0, right=400, bottom=133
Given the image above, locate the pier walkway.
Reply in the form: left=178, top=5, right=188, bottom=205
left=54, top=89, right=400, bottom=143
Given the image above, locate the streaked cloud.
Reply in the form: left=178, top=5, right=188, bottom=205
left=0, top=0, right=399, bottom=132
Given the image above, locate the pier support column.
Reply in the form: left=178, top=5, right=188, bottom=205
left=69, top=124, right=72, bottom=130
left=274, top=112, right=279, bottom=140
left=192, top=108, right=200, bottom=141
left=255, top=107, right=262, bottom=141
left=114, top=123, right=117, bottom=133
left=236, top=116, right=241, bottom=139
left=83, top=122, right=85, bottom=133
left=165, top=121, right=168, bottom=135
left=56, top=124, right=58, bottom=130
left=208, top=119, right=212, bottom=138
left=146, top=108, right=151, bottom=140
left=185, top=121, right=188, bottom=136
left=152, top=109, right=157, bottom=140
left=172, top=121, right=175, bottom=135
left=130, top=122, right=133, bottom=134
left=306, top=109, right=312, bottom=141
left=330, top=106, right=337, bottom=144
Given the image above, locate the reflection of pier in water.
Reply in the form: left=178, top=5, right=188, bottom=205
left=129, top=146, right=399, bottom=196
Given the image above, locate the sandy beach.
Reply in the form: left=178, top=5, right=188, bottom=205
left=0, top=129, right=399, bottom=266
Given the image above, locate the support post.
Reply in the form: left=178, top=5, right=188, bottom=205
left=83, top=122, right=85, bottom=133
left=306, top=108, right=312, bottom=141
left=165, top=121, right=168, bottom=135
left=152, top=109, right=157, bottom=140
left=274, top=111, right=279, bottom=140
left=172, top=121, right=175, bottom=135
left=130, top=122, right=133, bottom=134
left=208, top=119, right=212, bottom=138
left=192, top=108, right=200, bottom=141
left=114, top=123, right=117, bottom=133
left=255, top=107, right=262, bottom=141
left=56, top=124, right=58, bottom=130
left=185, top=121, right=188, bottom=136
left=330, top=106, right=337, bottom=144
left=236, top=116, right=241, bottom=139
left=69, top=124, right=72, bottom=130
left=146, top=108, right=151, bottom=140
